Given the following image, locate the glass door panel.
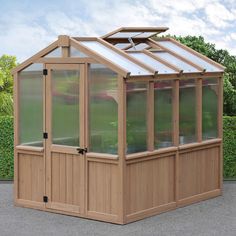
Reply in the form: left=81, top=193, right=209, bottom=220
left=51, top=69, right=80, bottom=146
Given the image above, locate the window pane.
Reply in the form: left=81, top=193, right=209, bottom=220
left=89, top=64, right=118, bottom=154
left=19, top=64, right=43, bottom=146
left=52, top=69, right=80, bottom=146
left=202, top=78, right=218, bottom=140
left=70, top=46, right=88, bottom=57
left=44, top=47, right=61, bottom=57
left=154, top=81, right=173, bottom=148
left=127, top=83, right=147, bottom=153
left=179, top=79, right=197, bottom=144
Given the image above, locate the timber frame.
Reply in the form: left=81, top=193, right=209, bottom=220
left=13, top=27, right=224, bottom=224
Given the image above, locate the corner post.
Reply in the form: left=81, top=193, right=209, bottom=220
left=117, top=76, right=126, bottom=224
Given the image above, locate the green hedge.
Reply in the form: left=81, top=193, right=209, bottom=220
left=0, top=116, right=235, bottom=180
left=0, top=116, right=14, bottom=179
left=223, top=116, right=236, bottom=179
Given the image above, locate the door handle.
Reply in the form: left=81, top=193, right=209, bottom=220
left=77, top=147, right=87, bottom=155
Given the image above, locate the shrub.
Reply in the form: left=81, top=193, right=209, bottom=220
left=0, top=116, right=235, bottom=180
left=223, top=116, right=236, bottom=179
left=0, top=116, right=14, bottom=179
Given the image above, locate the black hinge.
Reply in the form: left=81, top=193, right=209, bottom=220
left=77, top=147, right=88, bottom=155
left=43, top=69, right=48, bottom=76
left=43, top=132, right=48, bottom=139
left=43, top=196, right=48, bottom=203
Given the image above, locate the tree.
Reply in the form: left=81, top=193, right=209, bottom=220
left=156, top=35, right=236, bottom=116
left=0, top=55, right=17, bottom=116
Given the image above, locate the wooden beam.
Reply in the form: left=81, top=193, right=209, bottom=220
left=13, top=73, right=19, bottom=202
left=58, top=35, right=70, bottom=47
left=62, top=47, right=69, bottom=57
left=147, top=82, right=154, bottom=151
left=117, top=76, right=127, bottom=224
left=36, top=57, right=98, bottom=64
left=12, top=40, right=59, bottom=74
left=173, top=79, right=179, bottom=146
left=102, top=27, right=169, bottom=39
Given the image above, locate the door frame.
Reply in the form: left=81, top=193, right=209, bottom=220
left=44, top=63, right=86, bottom=214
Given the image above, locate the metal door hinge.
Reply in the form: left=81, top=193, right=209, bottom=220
left=43, top=132, right=48, bottom=139
left=43, top=196, right=48, bottom=203
left=77, top=147, right=87, bottom=155
left=43, top=69, right=48, bottom=76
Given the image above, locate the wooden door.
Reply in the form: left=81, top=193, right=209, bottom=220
left=45, top=64, right=86, bottom=214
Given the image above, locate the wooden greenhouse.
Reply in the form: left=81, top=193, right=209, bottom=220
left=13, top=27, right=225, bottom=224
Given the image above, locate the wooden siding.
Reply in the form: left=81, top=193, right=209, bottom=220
left=179, top=146, right=220, bottom=200
left=18, top=153, right=44, bottom=202
left=126, top=155, right=175, bottom=215
left=50, top=152, right=80, bottom=207
left=87, top=161, right=119, bottom=216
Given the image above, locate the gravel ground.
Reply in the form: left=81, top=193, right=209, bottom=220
left=0, top=182, right=235, bottom=236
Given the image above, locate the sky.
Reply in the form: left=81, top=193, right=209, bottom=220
left=0, top=0, right=235, bottom=62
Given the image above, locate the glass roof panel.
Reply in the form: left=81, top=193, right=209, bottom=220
left=44, top=47, right=61, bottom=57
left=108, top=32, right=142, bottom=38
left=114, top=43, right=131, bottom=49
left=127, top=43, right=149, bottom=51
left=133, top=32, right=156, bottom=38
left=80, top=41, right=151, bottom=76
left=129, top=52, right=176, bottom=74
left=154, top=52, right=199, bottom=72
left=157, top=41, right=221, bottom=72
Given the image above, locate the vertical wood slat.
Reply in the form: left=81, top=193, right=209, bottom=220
left=45, top=65, right=52, bottom=203
left=173, top=80, right=179, bottom=203
left=62, top=47, right=69, bottom=58
left=118, top=76, right=126, bottom=223
left=13, top=73, right=19, bottom=200
left=79, top=64, right=86, bottom=215
left=196, top=78, right=202, bottom=142
left=147, top=82, right=154, bottom=151
left=43, top=64, right=47, bottom=204
left=84, top=63, right=89, bottom=215
left=52, top=153, right=60, bottom=202
left=173, top=79, right=179, bottom=146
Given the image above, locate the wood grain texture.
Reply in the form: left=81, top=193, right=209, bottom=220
left=179, top=146, right=220, bottom=200
left=126, top=155, right=175, bottom=215
left=87, top=161, right=119, bottom=215
left=18, top=153, right=44, bottom=202
left=51, top=152, right=80, bottom=208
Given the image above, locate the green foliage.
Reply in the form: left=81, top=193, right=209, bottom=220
left=223, top=116, right=236, bottom=179
left=0, top=116, right=14, bottom=179
left=0, top=116, right=235, bottom=180
left=224, top=74, right=236, bottom=116
left=162, top=35, right=236, bottom=116
left=0, top=55, right=17, bottom=116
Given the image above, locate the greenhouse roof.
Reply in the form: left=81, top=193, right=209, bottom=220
left=13, top=27, right=225, bottom=77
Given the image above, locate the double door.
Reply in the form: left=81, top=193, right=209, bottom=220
left=44, top=64, right=86, bottom=214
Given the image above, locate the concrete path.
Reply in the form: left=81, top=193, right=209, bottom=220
left=0, top=182, right=235, bottom=236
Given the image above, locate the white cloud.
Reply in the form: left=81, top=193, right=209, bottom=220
left=0, top=0, right=236, bottom=62
left=205, top=2, right=235, bottom=28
